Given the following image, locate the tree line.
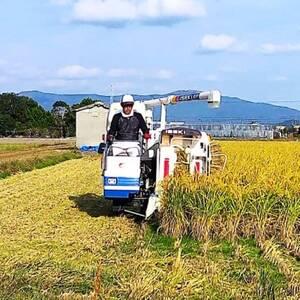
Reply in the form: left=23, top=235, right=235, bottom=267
left=1, top=93, right=299, bottom=139
left=0, top=93, right=97, bottom=138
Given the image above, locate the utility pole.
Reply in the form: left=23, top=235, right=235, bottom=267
left=110, top=84, right=114, bottom=105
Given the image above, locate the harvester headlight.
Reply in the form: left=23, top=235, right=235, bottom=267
left=107, top=178, right=117, bottom=185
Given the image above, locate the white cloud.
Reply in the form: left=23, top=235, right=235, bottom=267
left=0, top=59, right=7, bottom=66
left=107, top=67, right=174, bottom=80
left=139, top=0, right=205, bottom=19
left=57, top=65, right=101, bottom=79
left=50, top=0, right=73, bottom=5
left=44, top=79, right=69, bottom=88
left=0, top=61, right=47, bottom=81
left=71, top=0, right=205, bottom=26
left=42, top=78, right=94, bottom=92
left=198, top=34, right=247, bottom=54
left=219, top=66, right=236, bottom=73
left=272, top=76, right=288, bottom=82
left=73, top=0, right=136, bottom=23
left=0, top=76, right=9, bottom=84
left=261, top=43, right=300, bottom=54
left=203, top=74, right=218, bottom=81
left=110, top=81, right=134, bottom=93
left=202, top=35, right=236, bottom=50
left=154, top=69, right=174, bottom=80
left=108, top=68, right=139, bottom=78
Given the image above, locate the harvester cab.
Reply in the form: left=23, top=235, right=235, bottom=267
left=102, top=90, right=222, bottom=219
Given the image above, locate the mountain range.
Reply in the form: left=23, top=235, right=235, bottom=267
left=18, top=90, right=300, bottom=125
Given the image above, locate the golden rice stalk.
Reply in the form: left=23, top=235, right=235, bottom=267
left=92, top=261, right=102, bottom=300
left=259, top=239, right=300, bottom=280
left=287, top=282, right=300, bottom=297
left=173, top=238, right=183, bottom=271
left=283, top=236, right=300, bottom=258
left=59, top=293, right=95, bottom=300
left=190, top=215, right=214, bottom=242
left=210, top=141, right=227, bottom=173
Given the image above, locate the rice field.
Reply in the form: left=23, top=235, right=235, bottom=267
left=0, top=141, right=300, bottom=299
left=160, top=141, right=300, bottom=297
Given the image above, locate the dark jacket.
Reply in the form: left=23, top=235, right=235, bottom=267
left=108, top=112, right=149, bottom=141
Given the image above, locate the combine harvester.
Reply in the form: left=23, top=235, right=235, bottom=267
left=102, top=90, right=225, bottom=219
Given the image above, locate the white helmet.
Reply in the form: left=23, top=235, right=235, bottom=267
left=121, top=94, right=134, bottom=105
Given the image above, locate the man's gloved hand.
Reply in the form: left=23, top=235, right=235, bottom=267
left=143, top=132, right=151, bottom=140
left=106, top=134, right=113, bottom=145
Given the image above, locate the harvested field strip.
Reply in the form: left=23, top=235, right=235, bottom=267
left=0, top=138, right=75, bottom=145
left=0, top=151, right=82, bottom=179
left=0, top=143, right=75, bottom=162
left=0, top=157, right=138, bottom=299
left=0, top=156, right=291, bottom=299
left=0, top=143, right=40, bottom=152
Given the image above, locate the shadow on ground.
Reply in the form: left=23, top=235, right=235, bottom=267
left=69, top=193, right=113, bottom=217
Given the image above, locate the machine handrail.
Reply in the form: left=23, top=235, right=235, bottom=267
left=107, top=145, right=141, bottom=157
left=170, top=137, right=202, bottom=147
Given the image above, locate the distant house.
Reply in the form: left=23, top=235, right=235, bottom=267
left=293, top=125, right=300, bottom=131
left=274, top=125, right=287, bottom=138
left=275, top=126, right=287, bottom=131
left=75, top=102, right=109, bottom=149
left=292, top=125, right=300, bottom=137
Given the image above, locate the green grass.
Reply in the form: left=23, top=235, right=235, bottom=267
left=139, top=225, right=287, bottom=295
left=0, top=171, right=10, bottom=179
left=144, top=224, right=202, bottom=257
left=0, top=151, right=82, bottom=179
left=143, top=226, right=288, bottom=297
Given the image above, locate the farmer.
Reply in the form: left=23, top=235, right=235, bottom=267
left=107, top=95, right=151, bottom=142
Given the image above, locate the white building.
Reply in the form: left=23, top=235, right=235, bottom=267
left=75, top=102, right=109, bottom=149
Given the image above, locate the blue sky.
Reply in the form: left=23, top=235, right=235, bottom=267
left=0, top=0, right=300, bottom=109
